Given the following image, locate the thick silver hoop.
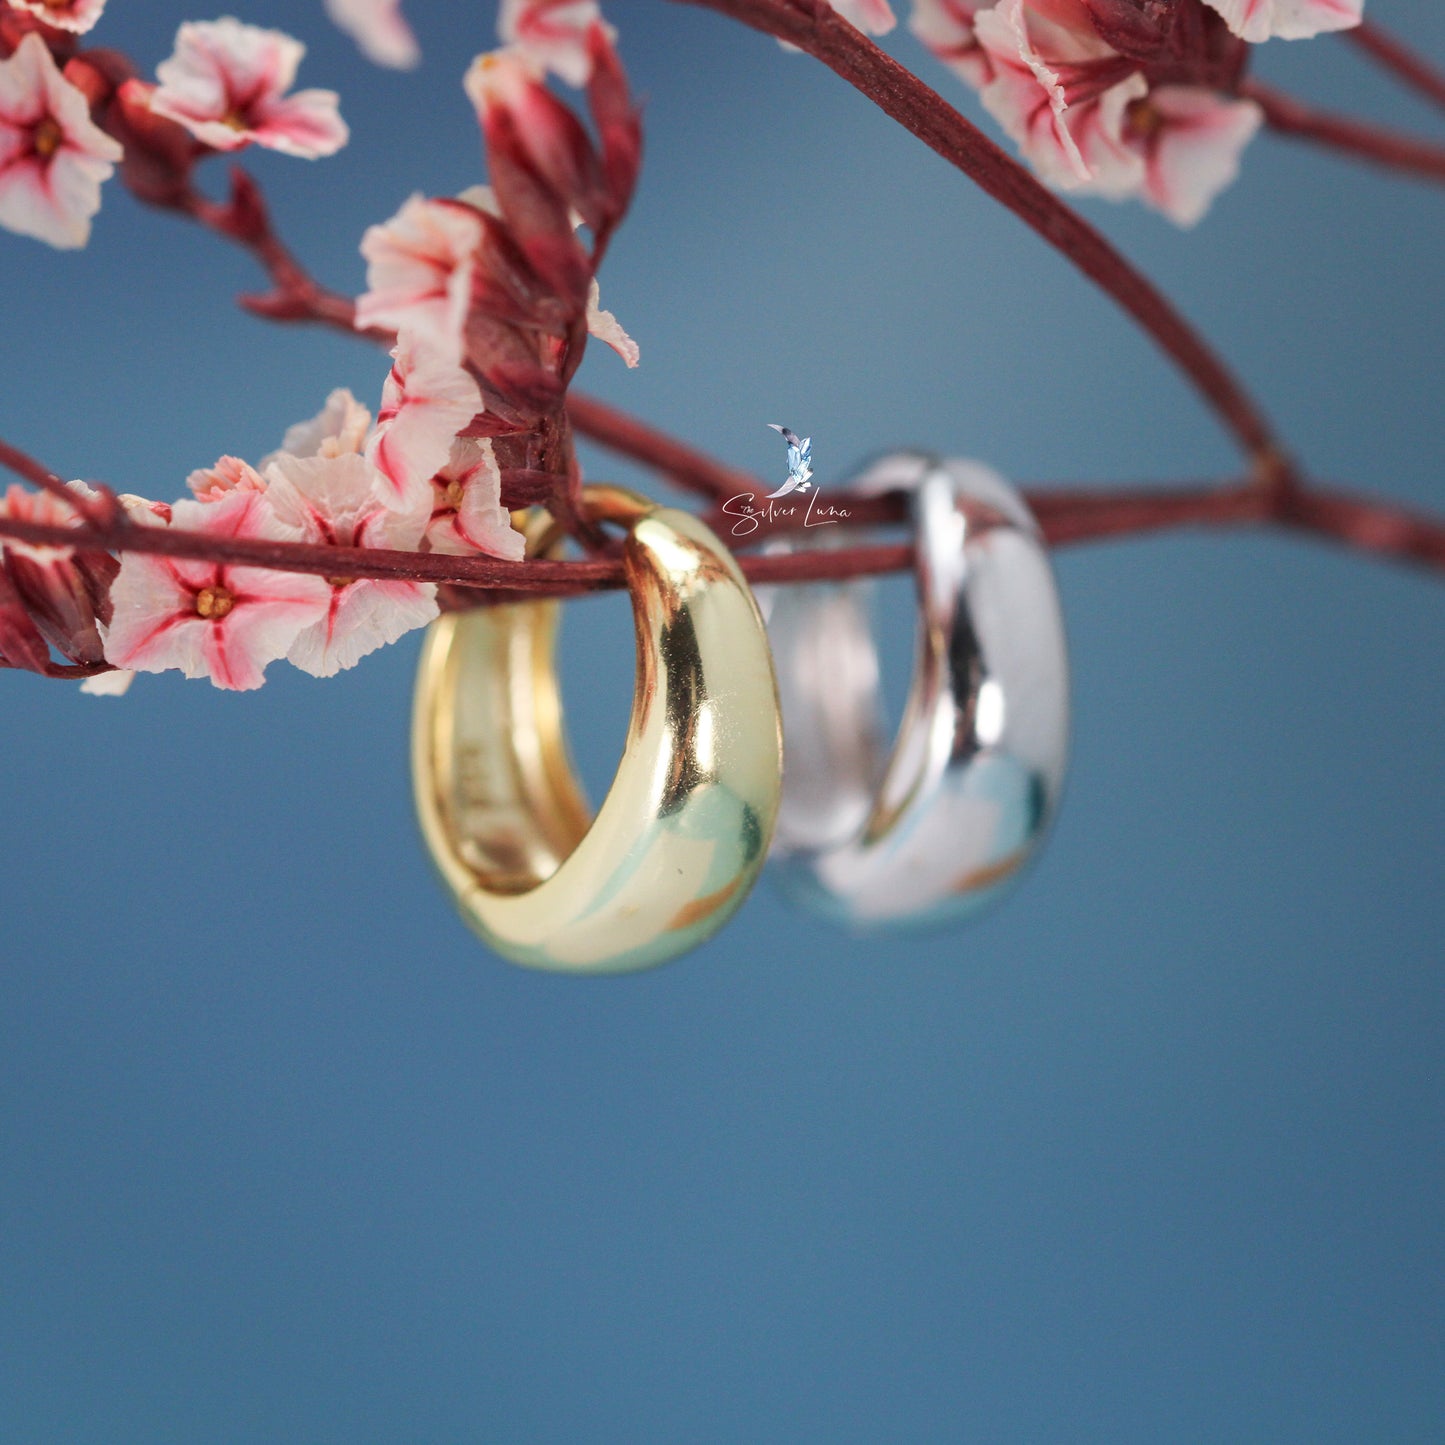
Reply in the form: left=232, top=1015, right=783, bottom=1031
left=763, top=452, right=1069, bottom=927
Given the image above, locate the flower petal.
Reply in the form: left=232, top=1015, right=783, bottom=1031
left=81, top=668, right=135, bottom=696
left=426, top=437, right=525, bottom=560
left=366, top=333, right=482, bottom=511
left=1137, top=87, right=1263, bottom=227
left=324, top=0, right=421, bottom=69
left=1201, top=0, right=1362, bottom=43
left=286, top=576, right=438, bottom=677
left=0, top=34, right=122, bottom=250
left=355, top=194, right=484, bottom=362
left=262, top=388, right=372, bottom=470
left=585, top=277, right=639, bottom=367
left=498, top=0, right=615, bottom=87
left=151, top=19, right=346, bottom=159
left=9, top=0, right=108, bottom=35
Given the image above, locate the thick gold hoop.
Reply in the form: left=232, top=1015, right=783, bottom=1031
left=411, top=486, right=783, bottom=973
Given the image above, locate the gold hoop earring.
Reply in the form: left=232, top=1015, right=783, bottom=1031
left=412, top=485, right=783, bottom=973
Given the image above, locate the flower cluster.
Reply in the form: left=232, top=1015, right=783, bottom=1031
left=909, top=0, right=1363, bottom=224
left=0, top=6, right=351, bottom=247
left=0, top=1, right=642, bottom=693
left=105, top=366, right=527, bottom=691
left=356, top=10, right=641, bottom=432
left=0, top=368, right=523, bottom=692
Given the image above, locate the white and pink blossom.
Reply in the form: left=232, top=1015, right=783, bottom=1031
left=323, top=0, right=420, bottom=70
left=1201, top=0, right=1363, bottom=43
left=186, top=454, right=267, bottom=503
left=425, top=438, right=524, bottom=560
left=922, top=0, right=1264, bottom=222
left=103, top=490, right=332, bottom=692
left=498, top=0, right=614, bottom=88
left=366, top=333, right=483, bottom=511
left=0, top=32, right=122, bottom=249
left=8, top=0, right=108, bottom=35
left=0, top=482, right=80, bottom=568
left=355, top=194, right=485, bottom=363
left=262, top=450, right=439, bottom=677
left=1125, top=87, right=1263, bottom=226
left=973, top=0, right=1143, bottom=192
left=909, top=0, right=991, bottom=87
left=68, top=479, right=174, bottom=525
left=150, top=19, right=348, bottom=159
left=263, top=388, right=371, bottom=468
left=585, top=278, right=639, bottom=368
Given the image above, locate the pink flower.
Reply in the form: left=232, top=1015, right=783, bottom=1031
left=827, top=0, right=897, bottom=35
left=186, top=454, right=267, bottom=503
left=104, top=490, right=332, bottom=691
left=1125, top=86, right=1263, bottom=226
left=355, top=193, right=485, bottom=363
left=973, top=0, right=1144, bottom=192
left=0, top=482, right=115, bottom=665
left=366, top=332, right=483, bottom=511
left=910, top=0, right=992, bottom=87
left=323, top=0, right=420, bottom=70
left=925, top=0, right=1262, bottom=222
left=150, top=19, right=348, bottom=159
left=263, top=451, right=438, bottom=677
left=0, top=32, right=122, bottom=249
left=585, top=277, right=638, bottom=367
left=262, top=387, right=371, bottom=467
left=1201, top=0, right=1363, bottom=43
left=8, top=0, right=107, bottom=35
left=425, top=438, right=524, bottom=559
left=498, top=0, right=614, bottom=88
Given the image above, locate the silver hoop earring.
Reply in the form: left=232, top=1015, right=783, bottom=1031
left=763, top=453, right=1069, bottom=927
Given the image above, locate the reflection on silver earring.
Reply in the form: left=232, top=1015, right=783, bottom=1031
left=762, top=452, right=1069, bottom=928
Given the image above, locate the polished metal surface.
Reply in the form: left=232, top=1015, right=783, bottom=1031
left=764, top=453, right=1069, bottom=927
left=412, top=485, right=783, bottom=973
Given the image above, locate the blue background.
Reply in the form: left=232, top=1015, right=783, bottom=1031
left=2, top=1, right=1442, bottom=1438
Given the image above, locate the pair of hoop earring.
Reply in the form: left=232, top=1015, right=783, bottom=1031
left=412, top=457, right=1069, bottom=974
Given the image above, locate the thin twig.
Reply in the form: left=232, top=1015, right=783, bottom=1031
left=1345, top=19, right=1445, bottom=114
left=3, top=471, right=1442, bottom=601
left=0, top=437, right=115, bottom=526
left=666, top=0, right=1284, bottom=471
left=1244, top=81, right=1445, bottom=183
left=0, top=508, right=910, bottom=593
left=569, top=393, right=771, bottom=505
left=167, top=174, right=369, bottom=336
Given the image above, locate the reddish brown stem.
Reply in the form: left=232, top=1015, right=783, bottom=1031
left=1345, top=19, right=1445, bottom=114
left=167, top=176, right=367, bottom=334
left=1244, top=81, right=1445, bottom=183
left=569, top=392, right=771, bottom=505
left=4, top=469, right=1443, bottom=611
left=0, top=437, right=114, bottom=526
left=0, top=509, right=909, bottom=594
left=667, top=0, right=1283, bottom=469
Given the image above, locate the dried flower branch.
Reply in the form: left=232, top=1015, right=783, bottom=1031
left=1245, top=79, right=1445, bottom=182
left=1345, top=17, right=1445, bottom=113
left=2, top=0, right=1441, bottom=696
left=671, top=0, right=1284, bottom=470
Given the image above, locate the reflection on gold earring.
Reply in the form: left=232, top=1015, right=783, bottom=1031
left=412, top=485, right=783, bottom=973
